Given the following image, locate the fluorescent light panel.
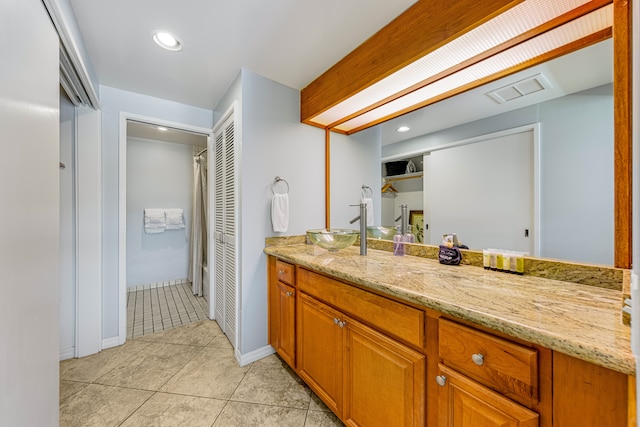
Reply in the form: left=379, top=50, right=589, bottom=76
left=334, top=4, right=612, bottom=132
left=311, top=0, right=593, bottom=127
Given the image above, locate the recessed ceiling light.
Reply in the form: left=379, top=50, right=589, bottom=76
left=152, top=31, right=182, bottom=52
left=396, top=126, right=410, bottom=133
left=157, top=126, right=168, bottom=131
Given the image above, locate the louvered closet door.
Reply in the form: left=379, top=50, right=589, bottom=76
left=213, top=110, right=238, bottom=349
left=214, top=129, right=225, bottom=327
left=222, top=118, right=237, bottom=347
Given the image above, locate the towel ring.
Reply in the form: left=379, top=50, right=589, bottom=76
left=361, top=185, right=372, bottom=198
left=272, top=176, right=289, bottom=195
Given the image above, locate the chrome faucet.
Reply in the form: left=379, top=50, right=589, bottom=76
left=349, top=203, right=367, bottom=256
left=394, top=204, right=409, bottom=235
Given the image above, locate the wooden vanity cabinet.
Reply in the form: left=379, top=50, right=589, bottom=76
left=436, top=319, right=541, bottom=426
left=296, top=270, right=426, bottom=426
left=267, top=257, right=296, bottom=367
left=437, top=364, right=538, bottom=427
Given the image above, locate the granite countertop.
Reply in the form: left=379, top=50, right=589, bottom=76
left=264, top=244, right=635, bottom=375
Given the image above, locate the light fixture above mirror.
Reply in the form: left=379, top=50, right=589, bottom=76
left=301, top=0, right=612, bottom=133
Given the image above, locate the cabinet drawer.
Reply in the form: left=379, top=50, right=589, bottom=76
left=298, top=268, right=425, bottom=349
left=275, top=260, right=295, bottom=286
left=439, top=319, right=538, bottom=405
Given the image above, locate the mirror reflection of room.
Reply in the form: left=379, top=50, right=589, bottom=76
left=380, top=39, right=613, bottom=266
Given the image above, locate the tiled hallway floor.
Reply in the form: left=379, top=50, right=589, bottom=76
left=127, top=283, right=209, bottom=339
left=60, top=319, right=344, bottom=427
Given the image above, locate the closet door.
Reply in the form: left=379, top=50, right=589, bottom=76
left=213, top=105, right=239, bottom=349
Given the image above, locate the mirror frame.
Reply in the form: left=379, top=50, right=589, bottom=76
left=312, top=0, right=631, bottom=269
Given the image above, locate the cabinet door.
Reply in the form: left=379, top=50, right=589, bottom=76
left=437, top=364, right=538, bottom=427
left=297, top=293, right=344, bottom=416
left=275, top=281, right=296, bottom=367
left=343, top=317, right=425, bottom=427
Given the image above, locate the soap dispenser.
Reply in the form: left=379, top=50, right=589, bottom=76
left=393, top=226, right=405, bottom=256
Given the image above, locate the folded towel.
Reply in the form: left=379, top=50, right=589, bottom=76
left=165, top=208, right=185, bottom=230
left=361, top=197, right=374, bottom=226
left=144, top=209, right=166, bottom=234
left=271, top=193, right=289, bottom=232
left=144, top=208, right=165, bottom=225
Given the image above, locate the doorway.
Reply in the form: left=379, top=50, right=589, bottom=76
left=118, top=114, right=213, bottom=343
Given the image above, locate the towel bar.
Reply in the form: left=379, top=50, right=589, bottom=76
left=272, top=176, right=289, bottom=195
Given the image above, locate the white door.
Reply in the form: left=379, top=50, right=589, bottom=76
left=425, top=129, right=535, bottom=253
left=0, top=0, right=60, bottom=424
left=213, top=106, right=239, bottom=348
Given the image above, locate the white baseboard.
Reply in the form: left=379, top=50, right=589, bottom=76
left=235, top=345, right=275, bottom=367
left=102, top=336, right=120, bottom=350
left=59, top=346, right=75, bottom=361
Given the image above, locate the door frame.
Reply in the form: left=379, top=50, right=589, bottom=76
left=117, top=112, right=213, bottom=345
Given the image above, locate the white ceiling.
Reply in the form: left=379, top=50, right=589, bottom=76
left=69, top=1, right=613, bottom=147
left=69, top=0, right=417, bottom=110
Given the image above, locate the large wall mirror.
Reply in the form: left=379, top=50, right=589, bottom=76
left=378, top=39, right=614, bottom=266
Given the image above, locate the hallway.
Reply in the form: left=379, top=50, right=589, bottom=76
left=59, top=320, right=343, bottom=426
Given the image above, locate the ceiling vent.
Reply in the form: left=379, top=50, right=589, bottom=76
left=486, top=73, right=552, bottom=104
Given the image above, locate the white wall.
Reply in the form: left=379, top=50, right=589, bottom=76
left=100, top=85, right=213, bottom=340
left=213, top=69, right=325, bottom=356
left=126, top=137, right=195, bottom=286
left=330, top=127, right=382, bottom=229
left=0, top=0, right=60, bottom=424
left=539, top=86, right=613, bottom=264
left=382, top=85, right=614, bottom=265
left=59, top=88, right=76, bottom=360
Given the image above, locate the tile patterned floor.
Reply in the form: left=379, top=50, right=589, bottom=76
left=60, top=319, right=344, bottom=427
left=127, top=283, right=209, bottom=339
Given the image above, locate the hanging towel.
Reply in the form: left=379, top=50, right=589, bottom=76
left=271, top=193, right=289, bottom=232
left=165, top=208, right=185, bottom=230
left=361, top=197, right=374, bottom=226
left=144, top=209, right=166, bottom=234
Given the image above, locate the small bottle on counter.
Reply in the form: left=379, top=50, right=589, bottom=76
left=393, top=226, right=405, bottom=256
left=502, top=251, right=511, bottom=273
left=482, top=249, right=490, bottom=269
left=515, top=252, right=525, bottom=275
left=489, top=249, right=497, bottom=270
left=496, top=252, right=504, bottom=271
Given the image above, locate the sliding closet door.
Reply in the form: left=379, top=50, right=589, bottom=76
left=213, top=105, right=239, bottom=349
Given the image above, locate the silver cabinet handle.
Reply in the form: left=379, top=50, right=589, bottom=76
left=338, top=320, right=346, bottom=328
left=278, top=270, right=285, bottom=275
left=334, top=318, right=340, bottom=325
left=471, top=353, right=485, bottom=366
left=435, top=375, right=447, bottom=387
left=285, top=291, right=293, bottom=297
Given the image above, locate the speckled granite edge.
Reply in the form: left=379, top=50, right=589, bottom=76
left=269, top=236, right=624, bottom=291
left=264, top=244, right=635, bottom=375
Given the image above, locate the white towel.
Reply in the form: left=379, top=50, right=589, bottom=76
left=271, top=193, right=289, bottom=232
left=165, top=208, right=185, bottom=230
left=361, top=197, right=374, bottom=226
left=144, top=209, right=166, bottom=234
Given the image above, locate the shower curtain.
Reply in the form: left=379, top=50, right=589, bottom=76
left=189, top=153, right=207, bottom=296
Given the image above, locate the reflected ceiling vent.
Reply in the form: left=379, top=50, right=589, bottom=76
left=486, top=73, right=552, bottom=104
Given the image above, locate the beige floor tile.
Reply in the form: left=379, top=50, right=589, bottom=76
left=60, top=340, right=151, bottom=383
left=95, top=342, right=202, bottom=391
left=309, top=392, right=332, bottom=412
left=135, top=319, right=222, bottom=346
left=59, top=384, right=152, bottom=427
left=208, top=334, right=233, bottom=349
left=304, top=410, right=345, bottom=427
left=59, top=380, right=88, bottom=404
left=231, top=354, right=311, bottom=409
left=212, top=401, right=307, bottom=427
left=119, top=392, right=226, bottom=427
left=160, top=346, right=250, bottom=399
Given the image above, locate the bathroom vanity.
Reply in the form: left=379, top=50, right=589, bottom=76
left=265, top=243, right=635, bottom=427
